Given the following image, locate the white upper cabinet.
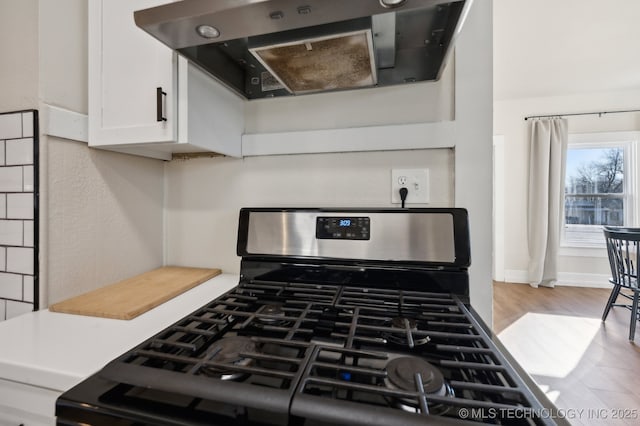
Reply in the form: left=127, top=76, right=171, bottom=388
left=90, top=0, right=176, bottom=145
left=88, top=0, right=244, bottom=160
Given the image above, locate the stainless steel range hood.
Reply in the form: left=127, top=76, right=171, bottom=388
left=134, top=0, right=471, bottom=100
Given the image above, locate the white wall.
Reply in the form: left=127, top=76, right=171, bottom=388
left=493, top=0, right=640, bottom=101
left=46, top=139, right=165, bottom=304
left=167, top=1, right=493, bottom=322
left=38, top=0, right=87, bottom=113
left=0, top=0, right=38, bottom=112
left=166, top=149, right=454, bottom=271
left=493, top=89, right=640, bottom=283
left=452, top=0, right=493, bottom=322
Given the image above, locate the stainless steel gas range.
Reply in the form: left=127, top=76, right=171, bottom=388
left=56, top=208, right=559, bottom=425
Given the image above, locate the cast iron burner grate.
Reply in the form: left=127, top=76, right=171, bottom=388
left=293, top=344, right=546, bottom=425
left=93, top=280, right=553, bottom=425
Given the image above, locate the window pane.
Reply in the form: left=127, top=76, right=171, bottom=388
left=565, top=147, right=624, bottom=194
left=564, top=146, right=625, bottom=246
left=564, top=196, right=623, bottom=226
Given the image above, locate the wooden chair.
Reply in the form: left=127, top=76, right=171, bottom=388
left=603, top=227, right=640, bottom=341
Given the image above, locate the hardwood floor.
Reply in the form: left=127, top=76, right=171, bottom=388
left=493, top=282, right=640, bottom=426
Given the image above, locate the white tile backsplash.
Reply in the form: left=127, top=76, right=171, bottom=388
left=23, top=275, right=34, bottom=303
left=6, top=138, right=33, bottom=165
left=0, top=114, right=22, bottom=140
left=23, top=165, right=34, bottom=192
left=0, top=220, right=23, bottom=246
left=0, top=194, right=5, bottom=219
left=0, top=167, right=23, bottom=192
left=6, top=247, right=33, bottom=275
left=7, top=193, right=33, bottom=219
left=23, top=220, right=34, bottom=247
left=0, top=272, right=23, bottom=299
left=22, top=112, right=34, bottom=138
left=0, top=111, right=36, bottom=322
left=6, top=300, right=33, bottom=320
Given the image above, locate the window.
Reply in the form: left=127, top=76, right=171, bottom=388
left=562, top=132, right=637, bottom=247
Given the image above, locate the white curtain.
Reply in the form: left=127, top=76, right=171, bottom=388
left=527, top=118, right=568, bottom=287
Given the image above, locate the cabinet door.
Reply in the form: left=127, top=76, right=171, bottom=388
left=89, top=0, right=178, bottom=146
left=0, top=377, right=59, bottom=425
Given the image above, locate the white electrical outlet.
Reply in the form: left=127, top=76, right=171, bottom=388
left=391, top=169, right=430, bottom=204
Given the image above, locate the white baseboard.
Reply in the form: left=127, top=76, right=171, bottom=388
left=503, top=269, right=529, bottom=283
left=500, top=270, right=610, bottom=289
left=556, top=272, right=610, bottom=289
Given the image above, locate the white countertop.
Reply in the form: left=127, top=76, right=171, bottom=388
left=0, top=273, right=239, bottom=392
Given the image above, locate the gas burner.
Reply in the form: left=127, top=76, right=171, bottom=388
left=391, top=316, right=417, bottom=329
left=256, top=304, right=287, bottom=325
left=200, top=336, right=257, bottom=381
left=383, top=356, right=454, bottom=414
left=383, top=317, right=431, bottom=347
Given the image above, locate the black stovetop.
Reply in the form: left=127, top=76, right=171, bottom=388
left=56, top=208, right=560, bottom=426
left=57, top=263, right=556, bottom=426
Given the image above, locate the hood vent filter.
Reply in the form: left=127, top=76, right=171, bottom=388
left=250, top=30, right=377, bottom=94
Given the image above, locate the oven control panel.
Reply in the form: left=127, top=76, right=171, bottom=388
left=316, top=216, right=370, bottom=240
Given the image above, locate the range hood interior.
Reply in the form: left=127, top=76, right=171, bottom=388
left=135, top=0, right=470, bottom=100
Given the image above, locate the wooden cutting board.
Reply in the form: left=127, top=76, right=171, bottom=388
left=49, top=266, right=221, bottom=320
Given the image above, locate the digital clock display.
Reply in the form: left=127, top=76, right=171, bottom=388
left=316, top=216, right=370, bottom=240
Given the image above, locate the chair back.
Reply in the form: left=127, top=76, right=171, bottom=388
left=604, top=228, right=640, bottom=289
left=604, top=226, right=640, bottom=233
